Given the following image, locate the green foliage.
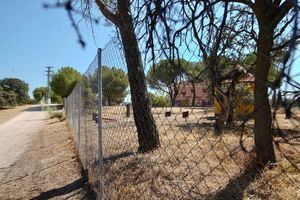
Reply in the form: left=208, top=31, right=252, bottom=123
left=0, top=86, right=17, bottom=107
left=235, top=85, right=254, bottom=105
left=0, top=78, right=29, bottom=105
left=102, top=66, right=129, bottom=106
left=184, top=62, right=207, bottom=81
left=33, top=87, right=63, bottom=103
left=27, top=99, right=38, bottom=105
left=51, top=92, right=63, bottom=103
left=33, top=87, right=47, bottom=102
left=217, top=56, right=237, bottom=80
left=242, top=53, right=278, bottom=82
left=148, top=92, right=171, bottom=107
left=147, top=59, right=190, bottom=91
left=80, top=75, right=98, bottom=109
left=50, top=67, right=81, bottom=97
left=82, top=66, right=128, bottom=106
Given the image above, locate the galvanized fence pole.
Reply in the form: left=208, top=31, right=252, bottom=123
left=97, top=48, right=104, bottom=199
left=78, top=84, right=81, bottom=150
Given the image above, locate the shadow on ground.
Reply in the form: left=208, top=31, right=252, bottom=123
left=25, top=106, right=43, bottom=112
left=211, top=159, right=262, bottom=200
left=103, top=151, right=136, bottom=163
left=30, top=168, right=96, bottom=200
left=25, top=104, right=63, bottom=112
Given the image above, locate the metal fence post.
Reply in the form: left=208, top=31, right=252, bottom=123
left=78, top=84, right=81, bottom=151
left=97, top=48, right=104, bottom=199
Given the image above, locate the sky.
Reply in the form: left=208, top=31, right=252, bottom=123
left=0, top=0, right=113, bottom=97
left=0, top=0, right=299, bottom=98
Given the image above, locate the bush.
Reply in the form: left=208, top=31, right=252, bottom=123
left=148, top=92, right=171, bottom=107
left=49, top=111, right=65, bottom=121
left=43, top=105, right=65, bottom=121
left=0, top=88, right=17, bottom=108
left=27, top=99, right=38, bottom=105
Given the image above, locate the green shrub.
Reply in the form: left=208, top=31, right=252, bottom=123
left=27, top=99, right=38, bottom=105
left=148, top=92, right=171, bottom=107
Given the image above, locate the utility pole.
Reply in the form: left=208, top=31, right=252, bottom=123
left=45, top=66, right=54, bottom=104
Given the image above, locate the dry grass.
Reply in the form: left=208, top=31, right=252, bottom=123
left=72, top=106, right=300, bottom=199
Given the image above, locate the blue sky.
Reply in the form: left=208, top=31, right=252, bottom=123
left=0, top=0, right=113, bottom=97
left=0, top=0, right=299, bottom=98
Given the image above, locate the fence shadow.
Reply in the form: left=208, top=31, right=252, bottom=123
left=103, top=151, right=136, bottom=163
left=30, top=167, right=96, bottom=200
left=211, top=159, right=262, bottom=200
left=30, top=177, right=86, bottom=200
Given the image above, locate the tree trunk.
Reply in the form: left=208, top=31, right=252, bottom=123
left=117, top=6, right=160, bottom=153
left=271, top=89, right=277, bottom=108
left=226, top=100, right=234, bottom=126
left=191, top=80, right=196, bottom=107
left=277, top=90, right=283, bottom=106
left=171, top=98, right=176, bottom=107
left=285, top=105, right=292, bottom=119
left=254, top=20, right=276, bottom=165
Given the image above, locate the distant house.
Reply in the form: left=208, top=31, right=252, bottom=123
left=174, top=82, right=211, bottom=107
left=214, top=72, right=255, bottom=117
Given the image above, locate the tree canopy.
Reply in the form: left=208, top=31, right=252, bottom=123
left=50, top=67, right=81, bottom=97
left=33, top=87, right=62, bottom=103
left=147, top=59, right=191, bottom=105
left=241, top=53, right=278, bottom=84
left=0, top=86, right=17, bottom=107
left=102, top=66, right=129, bottom=106
left=148, top=92, right=170, bottom=107
left=33, top=87, right=46, bottom=102
left=0, top=78, right=29, bottom=105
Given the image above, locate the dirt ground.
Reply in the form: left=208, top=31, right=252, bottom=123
left=0, top=105, right=48, bottom=171
left=0, top=105, right=33, bottom=124
left=0, top=116, right=95, bottom=199
left=98, top=106, right=300, bottom=199
left=56, top=105, right=300, bottom=199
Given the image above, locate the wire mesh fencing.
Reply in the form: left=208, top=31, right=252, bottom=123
left=98, top=39, right=300, bottom=200
left=65, top=54, right=102, bottom=193
left=63, top=0, right=300, bottom=197
left=64, top=34, right=299, bottom=200
left=65, top=40, right=300, bottom=199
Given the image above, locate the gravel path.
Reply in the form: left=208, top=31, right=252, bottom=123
left=0, top=106, right=94, bottom=199
left=0, top=105, right=33, bottom=124
left=0, top=105, right=47, bottom=170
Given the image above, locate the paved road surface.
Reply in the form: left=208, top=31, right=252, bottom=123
left=0, top=105, right=47, bottom=171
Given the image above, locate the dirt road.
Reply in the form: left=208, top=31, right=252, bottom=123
left=0, top=105, right=33, bottom=124
left=0, top=106, right=93, bottom=199
left=0, top=105, right=47, bottom=170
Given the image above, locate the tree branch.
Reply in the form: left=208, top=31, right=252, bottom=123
left=272, top=34, right=300, bottom=51
left=95, top=0, right=119, bottom=25
left=222, top=0, right=254, bottom=8
left=273, top=0, right=294, bottom=26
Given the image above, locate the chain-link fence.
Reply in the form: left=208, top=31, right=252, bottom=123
left=65, top=54, right=102, bottom=194
left=63, top=1, right=300, bottom=199
left=65, top=38, right=299, bottom=200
